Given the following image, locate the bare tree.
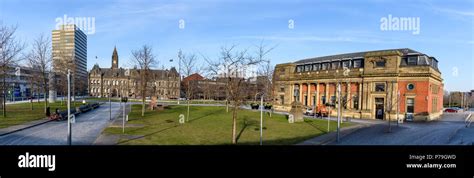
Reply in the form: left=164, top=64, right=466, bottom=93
left=0, top=25, right=25, bottom=117
left=204, top=44, right=264, bottom=144
left=131, top=45, right=157, bottom=117
left=178, top=49, right=200, bottom=122
left=255, top=41, right=276, bottom=117
left=53, top=50, right=75, bottom=105
left=26, top=34, right=51, bottom=114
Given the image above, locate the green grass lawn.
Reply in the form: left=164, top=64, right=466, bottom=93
left=85, top=97, right=229, bottom=105
left=0, top=101, right=91, bottom=129
left=103, top=105, right=353, bottom=145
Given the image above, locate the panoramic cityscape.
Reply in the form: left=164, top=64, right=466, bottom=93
left=0, top=0, right=472, bottom=146
left=0, top=0, right=473, bottom=176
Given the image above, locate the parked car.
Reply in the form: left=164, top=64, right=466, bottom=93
left=304, top=108, right=314, bottom=116
left=444, top=108, right=458, bottom=113
left=250, top=103, right=260, bottom=110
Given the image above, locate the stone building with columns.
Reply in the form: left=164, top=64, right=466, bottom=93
left=273, top=48, right=443, bottom=121
left=88, top=47, right=180, bottom=99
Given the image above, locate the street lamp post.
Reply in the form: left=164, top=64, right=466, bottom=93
left=67, top=69, right=71, bottom=145
left=260, top=93, right=264, bottom=146
left=337, top=83, right=341, bottom=142
left=109, top=81, right=111, bottom=121
left=123, top=98, right=126, bottom=133
left=397, top=91, right=400, bottom=127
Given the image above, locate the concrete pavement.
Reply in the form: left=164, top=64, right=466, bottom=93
left=0, top=102, right=122, bottom=145
left=325, top=111, right=473, bottom=145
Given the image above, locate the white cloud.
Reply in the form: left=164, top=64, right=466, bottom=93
left=433, top=7, right=474, bottom=17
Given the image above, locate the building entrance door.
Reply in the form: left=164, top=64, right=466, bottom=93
left=375, top=98, right=384, bottom=120
left=112, top=89, right=118, bottom=97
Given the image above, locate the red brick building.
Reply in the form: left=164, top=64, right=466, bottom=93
left=273, top=48, right=444, bottom=121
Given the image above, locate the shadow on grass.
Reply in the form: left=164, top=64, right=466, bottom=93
left=118, top=124, right=180, bottom=144
left=303, top=119, right=329, bottom=133
left=235, top=117, right=259, bottom=143
left=234, top=134, right=325, bottom=145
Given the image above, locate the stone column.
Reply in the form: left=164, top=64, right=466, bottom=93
left=316, top=82, right=320, bottom=106
left=290, top=83, right=293, bottom=103
left=307, top=83, right=311, bottom=106
left=325, top=82, right=329, bottom=104
left=358, top=82, right=362, bottom=110
left=299, top=83, right=303, bottom=102
left=347, top=82, right=351, bottom=109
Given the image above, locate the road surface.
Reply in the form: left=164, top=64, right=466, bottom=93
left=0, top=102, right=123, bottom=145
left=329, top=110, right=474, bottom=145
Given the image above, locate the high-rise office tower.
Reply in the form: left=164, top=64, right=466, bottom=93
left=51, top=24, right=87, bottom=99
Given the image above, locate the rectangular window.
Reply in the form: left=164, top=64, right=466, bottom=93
left=332, top=61, right=340, bottom=69
left=407, top=56, right=417, bottom=65
left=406, top=98, right=415, bottom=113
left=353, top=95, right=359, bottom=109
left=304, top=65, right=312, bottom=72
left=353, top=59, right=362, bottom=68
left=322, top=63, right=329, bottom=70
left=342, top=61, right=351, bottom=68
left=330, top=96, right=336, bottom=104
left=418, top=56, right=430, bottom=65
left=375, top=83, right=385, bottom=92
left=280, top=86, right=285, bottom=92
left=321, top=96, right=326, bottom=104
left=431, top=59, right=438, bottom=69
left=312, top=63, right=320, bottom=71
left=296, top=66, right=303, bottom=72
left=280, top=95, right=285, bottom=105
left=375, top=60, right=386, bottom=67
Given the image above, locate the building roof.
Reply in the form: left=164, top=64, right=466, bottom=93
left=294, top=48, right=422, bottom=64
left=182, top=73, right=204, bottom=82
left=90, top=64, right=179, bottom=79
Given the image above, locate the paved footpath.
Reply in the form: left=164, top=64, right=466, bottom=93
left=299, top=110, right=474, bottom=145
left=0, top=102, right=122, bottom=145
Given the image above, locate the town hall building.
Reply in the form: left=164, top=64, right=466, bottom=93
left=88, top=47, right=180, bottom=99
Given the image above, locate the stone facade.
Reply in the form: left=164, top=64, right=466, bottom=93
left=273, top=48, right=443, bottom=121
left=88, top=47, right=180, bottom=99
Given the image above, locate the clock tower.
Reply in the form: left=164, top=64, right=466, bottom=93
left=112, top=46, right=118, bottom=69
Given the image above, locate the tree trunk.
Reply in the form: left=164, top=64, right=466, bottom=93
left=3, top=75, right=6, bottom=118
left=141, top=98, right=145, bottom=117
left=231, top=102, right=238, bottom=144
left=226, top=99, right=229, bottom=113
left=44, top=84, right=48, bottom=114
left=187, top=99, right=190, bottom=122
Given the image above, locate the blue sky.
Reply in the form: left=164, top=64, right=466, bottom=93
left=1, top=0, right=473, bottom=91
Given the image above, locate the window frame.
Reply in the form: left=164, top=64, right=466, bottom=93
left=342, top=60, right=351, bottom=68
left=407, top=56, right=418, bottom=65
left=374, top=83, right=386, bottom=92
left=322, top=63, right=329, bottom=70
left=353, top=59, right=362, bottom=68
left=331, top=61, right=340, bottom=70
